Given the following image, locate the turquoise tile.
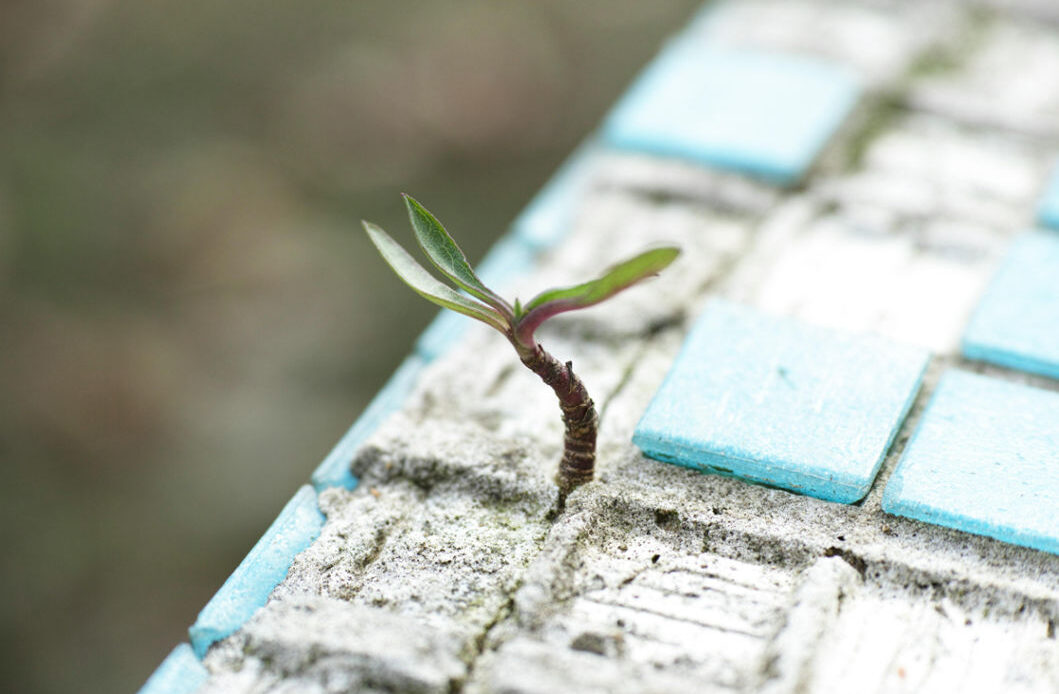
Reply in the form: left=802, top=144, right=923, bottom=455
left=680, top=0, right=727, bottom=37
left=602, top=42, right=860, bottom=186
left=883, top=370, right=1059, bottom=556
left=511, top=140, right=599, bottom=250
left=476, top=234, right=538, bottom=289
left=633, top=301, right=928, bottom=503
left=1038, top=165, right=1059, bottom=230
left=311, top=356, right=426, bottom=491
left=962, top=231, right=1059, bottom=380
left=188, top=485, right=324, bottom=658
left=416, top=236, right=537, bottom=361
left=137, top=644, right=208, bottom=694
left=415, top=310, right=468, bottom=362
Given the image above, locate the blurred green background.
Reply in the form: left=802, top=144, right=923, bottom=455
left=0, top=1, right=699, bottom=691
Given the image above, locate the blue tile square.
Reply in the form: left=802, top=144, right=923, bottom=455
left=962, top=231, right=1059, bottom=380
left=312, top=356, right=426, bottom=491
left=633, top=301, right=929, bottom=503
left=189, top=485, right=324, bottom=657
left=602, top=42, right=860, bottom=186
left=883, top=370, right=1059, bottom=556
left=475, top=234, right=538, bottom=289
left=1038, top=165, right=1059, bottom=230
left=138, top=644, right=209, bottom=694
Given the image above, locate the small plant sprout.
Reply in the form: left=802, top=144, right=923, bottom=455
left=364, top=195, right=680, bottom=503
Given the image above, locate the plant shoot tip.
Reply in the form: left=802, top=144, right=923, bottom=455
left=363, top=193, right=679, bottom=499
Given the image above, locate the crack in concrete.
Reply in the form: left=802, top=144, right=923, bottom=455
left=600, top=486, right=1059, bottom=623
left=579, top=594, right=770, bottom=639
left=459, top=594, right=518, bottom=694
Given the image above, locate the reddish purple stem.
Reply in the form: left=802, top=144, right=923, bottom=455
left=512, top=339, right=597, bottom=502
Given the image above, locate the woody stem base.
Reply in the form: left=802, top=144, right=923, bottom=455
left=515, top=342, right=598, bottom=505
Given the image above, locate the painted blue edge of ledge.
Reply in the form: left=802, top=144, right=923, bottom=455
left=311, top=355, right=427, bottom=491
left=137, top=643, right=209, bottom=694
left=882, top=370, right=1059, bottom=556
left=601, top=38, right=861, bottom=187
left=1037, top=164, right=1059, bottom=230
left=510, top=138, right=600, bottom=251
left=188, top=485, right=325, bottom=658
left=415, top=234, right=539, bottom=361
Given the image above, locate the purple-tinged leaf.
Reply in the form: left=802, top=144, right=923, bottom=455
left=515, top=246, right=679, bottom=344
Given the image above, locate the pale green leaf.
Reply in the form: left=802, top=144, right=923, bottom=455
left=513, top=246, right=679, bottom=345
left=403, top=195, right=512, bottom=317
left=524, top=247, right=680, bottom=314
left=363, top=221, right=508, bottom=332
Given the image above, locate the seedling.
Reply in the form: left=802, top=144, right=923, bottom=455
left=364, top=195, right=679, bottom=503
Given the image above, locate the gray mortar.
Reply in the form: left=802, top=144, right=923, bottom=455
left=908, top=11, right=1059, bottom=139
left=199, top=2, right=1059, bottom=691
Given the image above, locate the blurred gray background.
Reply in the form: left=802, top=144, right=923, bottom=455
left=0, top=1, right=699, bottom=691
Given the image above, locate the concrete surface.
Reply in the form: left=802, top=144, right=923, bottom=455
left=634, top=300, right=929, bottom=503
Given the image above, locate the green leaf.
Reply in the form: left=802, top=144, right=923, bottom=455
left=363, top=221, right=508, bottom=333
left=403, top=195, right=512, bottom=318
left=524, top=247, right=680, bottom=313
left=513, top=246, right=679, bottom=345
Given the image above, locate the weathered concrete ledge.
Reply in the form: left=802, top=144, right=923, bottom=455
left=142, top=1, right=1059, bottom=692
